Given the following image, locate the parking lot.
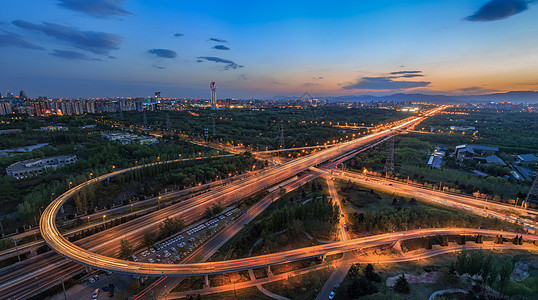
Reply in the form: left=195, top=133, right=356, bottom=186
left=134, top=209, right=237, bottom=264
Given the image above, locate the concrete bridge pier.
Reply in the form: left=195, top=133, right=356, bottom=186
left=204, top=274, right=210, bottom=288
left=267, top=265, right=273, bottom=277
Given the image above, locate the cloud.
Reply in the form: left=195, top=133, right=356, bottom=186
left=240, top=74, right=248, bottom=80
left=154, top=65, right=166, bottom=69
left=57, top=0, right=132, bottom=18
left=0, top=31, right=44, bottom=50
left=209, top=38, right=228, bottom=43
left=390, top=70, right=422, bottom=75
left=12, top=20, right=121, bottom=55
left=173, top=33, right=184, bottom=38
left=50, top=49, right=96, bottom=60
left=398, top=74, right=424, bottom=78
left=342, top=76, right=431, bottom=90
left=196, top=56, right=243, bottom=70
left=148, top=48, right=177, bottom=58
left=212, top=45, right=230, bottom=50
left=302, top=82, right=320, bottom=87
left=466, top=0, right=528, bottom=21
left=312, top=76, right=324, bottom=80
left=271, top=81, right=283, bottom=85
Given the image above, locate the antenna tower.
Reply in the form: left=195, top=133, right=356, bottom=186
left=383, top=137, right=395, bottom=175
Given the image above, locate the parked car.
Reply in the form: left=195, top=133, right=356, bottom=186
left=92, top=288, right=99, bottom=299
left=88, top=277, right=95, bottom=284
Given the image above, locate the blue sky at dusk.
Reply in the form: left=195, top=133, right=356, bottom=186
left=1, top=0, right=537, bottom=98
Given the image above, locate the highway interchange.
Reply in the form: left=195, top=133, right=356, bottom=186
left=2, top=105, right=536, bottom=299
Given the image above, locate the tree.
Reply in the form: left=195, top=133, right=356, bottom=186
left=499, top=258, right=514, bottom=293
left=348, top=276, right=377, bottom=297
left=365, top=263, right=381, bottom=282
left=438, top=267, right=459, bottom=287
left=143, top=231, right=157, bottom=249
left=394, top=274, right=410, bottom=294
left=118, top=239, right=134, bottom=259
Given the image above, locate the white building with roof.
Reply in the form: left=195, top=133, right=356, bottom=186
left=6, top=155, right=77, bottom=179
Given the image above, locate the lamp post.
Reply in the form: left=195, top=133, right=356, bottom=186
left=103, top=215, right=106, bottom=229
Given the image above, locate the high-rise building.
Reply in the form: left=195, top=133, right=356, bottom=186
left=19, top=90, right=27, bottom=100
left=210, top=80, right=217, bottom=109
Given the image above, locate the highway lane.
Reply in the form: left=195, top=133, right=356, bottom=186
left=0, top=167, right=321, bottom=299
left=317, top=177, right=352, bottom=300
left=37, top=226, right=538, bottom=276
left=332, top=170, right=538, bottom=228
left=0, top=170, right=284, bottom=299
left=149, top=172, right=320, bottom=299
left=40, top=107, right=445, bottom=278
left=167, top=243, right=538, bottom=298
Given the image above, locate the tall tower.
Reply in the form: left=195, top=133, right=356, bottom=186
left=210, top=80, right=217, bottom=109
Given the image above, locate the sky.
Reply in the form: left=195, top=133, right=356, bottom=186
left=1, top=0, right=538, bottom=99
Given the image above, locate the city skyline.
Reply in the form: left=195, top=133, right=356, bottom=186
left=1, top=0, right=538, bottom=98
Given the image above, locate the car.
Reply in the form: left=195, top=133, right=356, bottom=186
left=164, top=252, right=171, bottom=258
left=341, top=213, right=344, bottom=217
left=171, top=247, right=176, bottom=252
left=328, top=291, right=335, bottom=299
left=93, top=274, right=100, bottom=280
left=156, top=254, right=162, bottom=258
left=156, top=258, right=161, bottom=263
left=150, top=248, right=156, bottom=253
left=105, top=270, right=112, bottom=275
left=148, top=258, right=155, bottom=263
left=92, top=288, right=99, bottom=299
left=101, top=286, right=109, bottom=292
left=88, top=277, right=96, bottom=284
